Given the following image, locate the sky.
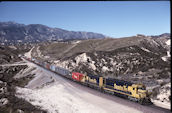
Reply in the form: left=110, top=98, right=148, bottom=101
left=0, top=1, right=170, bottom=38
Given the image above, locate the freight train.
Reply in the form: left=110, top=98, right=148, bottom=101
left=23, top=56, right=152, bottom=105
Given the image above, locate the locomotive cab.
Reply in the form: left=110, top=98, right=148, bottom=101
left=135, top=84, right=152, bottom=104
left=132, top=84, right=148, bottom=98
left=137, top=85, right=147, bottom=98
left=128, top=84, right=152, bottom=104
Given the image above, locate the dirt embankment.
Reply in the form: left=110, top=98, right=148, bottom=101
left=0, top=65, right=47, bottom=113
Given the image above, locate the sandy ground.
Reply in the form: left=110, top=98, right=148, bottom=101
left=24, top=47, right=33, bottom=58
left=15, top=59, right=171, bottom=113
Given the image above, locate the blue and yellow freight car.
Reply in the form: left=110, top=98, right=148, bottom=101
left=84, top=74, right=103, bottom=89
left=103, top=78, right=132, bottom=95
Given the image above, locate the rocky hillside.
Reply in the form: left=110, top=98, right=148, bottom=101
left=0, top=44, right=33, bottom=64
left=0, top=21, right=106, bottom=45
left=0, top=45, right=46, bottom=113
left=33, top=34, right=170, bottom=61
left=31, top=34, right=171, bottom=104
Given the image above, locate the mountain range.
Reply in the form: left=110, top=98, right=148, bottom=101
left=0, top=21, right=170, bottom=45
left=0, top=21, right=106, bottom=44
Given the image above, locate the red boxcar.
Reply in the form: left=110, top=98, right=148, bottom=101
left=27, top=58, right=31, bottom=61
left=46, top=64, right=50, bottom=69
left=72, top=72, right=84, bottom=81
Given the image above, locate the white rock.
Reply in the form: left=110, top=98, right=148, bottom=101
left=0, top=98, right=8, bottom=106
left=161, top=56, right=168, bottom=61
left=89, top=63, right=96, bottom=71
left=0, top=80, right=3, bottom=84
left=17, top=109, right=24, bottom=113
left=8, top=45, right=17, bottom=50
left=75, top=53, right=88, bottom=64
left=102, top=66, right=109, bottom=72
left=0, top=87, right=7, bottom=94
left=141, top=47, right=151, bottom=52
left=167, top=51, right=170, bottom=57
left=166, top=39, right=171, bottom=46
left=157, top=83, right=171, bottom=102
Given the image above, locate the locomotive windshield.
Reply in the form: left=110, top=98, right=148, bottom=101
left=138, top=87, right=146, bottom=90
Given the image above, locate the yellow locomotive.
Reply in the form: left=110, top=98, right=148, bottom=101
left=79, top=73, right=152, bottom=104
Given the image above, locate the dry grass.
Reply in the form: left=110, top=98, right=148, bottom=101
left=37, top=36, right=146, bottom=60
